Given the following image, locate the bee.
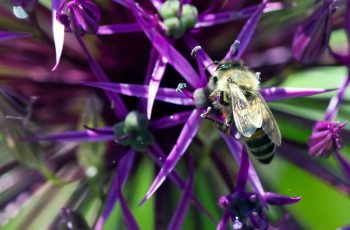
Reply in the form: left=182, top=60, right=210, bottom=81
left=205, top=60, right=282, bottom=164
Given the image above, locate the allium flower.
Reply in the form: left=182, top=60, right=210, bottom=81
left=308, top=121, right=347, bottom=157
left=57, top=0, right=101, bottom=36
left=307, top=0, right=350, bottom=183
left=82, top=40, right=334, bottom=206
left=1, top=0, right=350, bottom=229
left=292, top=0, right=336, bottom=63
left=217, top=148, right=300, bottom=230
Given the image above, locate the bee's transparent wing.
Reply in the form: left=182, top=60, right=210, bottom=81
left=228, top=84, right=257, bottom=137
left=255, top=93, right=282, bottom=146
left=247, top=92, right=263, bottom=128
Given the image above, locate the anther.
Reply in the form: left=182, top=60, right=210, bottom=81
left=230, top=40, right=240, bottom=57
left=191, top=45, right=202, bottom=58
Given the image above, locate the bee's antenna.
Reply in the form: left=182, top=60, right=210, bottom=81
left=229, top=40, right=240, bottom=57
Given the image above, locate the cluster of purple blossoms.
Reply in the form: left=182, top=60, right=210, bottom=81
left=0, top=0, right=349, bottom=229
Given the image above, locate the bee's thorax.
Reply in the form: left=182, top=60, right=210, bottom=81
left=219, top=69, right=260, bottom=91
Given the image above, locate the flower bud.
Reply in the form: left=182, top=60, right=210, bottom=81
left=124, top=111, right=148, bottom=134
left=292, top=1, right=336, bottom=63
left=308, top=121, right=347, bottom=157
left=57, top=0, right=101, bottom=36
left=158, top=0, right=198, bottom=38
left=114, top=111, right=154, bottom=152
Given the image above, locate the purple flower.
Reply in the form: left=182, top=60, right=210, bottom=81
left=308, top=121, right=347, bottom=157
left=217, top=148, right=300, bottom=230
left=82, top=45, right=334, bottom=207
left=57, top=0, right=101, bottom=36
left=292, top=0, right=336, bottom=63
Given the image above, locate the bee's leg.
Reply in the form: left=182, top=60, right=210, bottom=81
left=225, top=112, right=233, bottom=126
left=201, top=107, right=230, bottom=135
left=200, top=107, right=212, bottom=118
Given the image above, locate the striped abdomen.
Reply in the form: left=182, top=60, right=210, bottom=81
left=244, top=128, right=276, bottom=164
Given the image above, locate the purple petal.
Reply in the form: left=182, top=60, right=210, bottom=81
left=224, top=0, right=268, bottom=60
left=149, top=111, right=192, bottom=130
left=149, top=144, right=215, bottom=220
left=264, top=192, right=301, bottom=206
left=236, top=147, right=249, bottom=192
left=329, top=49, right=350, bottom=66
left=126, top=2, right=201, bottom=88
left=52, top=0, right=65, bottom=71
left=112, top=0, right=128, bottom=8
left=335, top=150, right=350, bottom=184
left=147, top=55, right=167, bottom=119
left=325, top=73, right=350, bottom=121
left=196, top=2, right=285, bottom=28
left=95, top=150, right=136, bottom=230
left=81, top=81, right=194, bottom=105
left=261, top=87, right=337, bottom=102
left=345, top=1, right=350, bottom=39
left=149, top=0, right=163, bottom=10
left=75, top=37, right=128, bottom=119
left=0, top=31, right=31, bottom=42
left=97, top=23, right=142, bottom=35
left=216, top=210, right=230, bottom=230
left=71, top=4, right=99, bottom=34
left=139, top=109, right=201, bottom=205
left=168, top=156, right=194, bottom=230
left=222, top=135, right=266, bottom=197
left=31, top=128, right=114, bottom=142
left=118, top=192, right=140, bottom=230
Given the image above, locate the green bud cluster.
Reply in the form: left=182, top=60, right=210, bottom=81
left=114, top=111, right=154, bottom=152
left=158, top=0, right=198, bottom=38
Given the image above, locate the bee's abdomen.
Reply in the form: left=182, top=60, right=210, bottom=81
left=245, top=129, right=276, bottom=164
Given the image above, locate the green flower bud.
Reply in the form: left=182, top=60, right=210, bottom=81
left=114, top=112, right=154, bottom=152
left=158, top=0, right=180, bottom=19
left=164, top=17, right=186, bottom=39
left=130, top=131, right=154, bottom=152
left=123, top=111, right=148, bottom=133
left=158, top=1, right=198, bottom=39
left=180, top=4, right=198, bottom=28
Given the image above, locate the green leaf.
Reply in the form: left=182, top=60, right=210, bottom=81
left=126, top=157, right=155, bottom=229
left=2, top=180, right=80, bottom=230
left=256, top=156, right=350, bottom=230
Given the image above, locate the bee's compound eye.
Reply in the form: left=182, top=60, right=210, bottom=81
left=212, top=76, right=218, bottom=83
left=217, top=63, right=230, bottom=71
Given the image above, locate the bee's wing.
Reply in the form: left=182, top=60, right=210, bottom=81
left=247, top=92, right=263, bottom=128
left=228, top=84, right=257, bottom=137
left=255, top=93, right=282, bottom=146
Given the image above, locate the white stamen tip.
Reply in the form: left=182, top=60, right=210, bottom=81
left=191, top=46, right=202, bottom=57
left=176, top=83, right=187, bottom=92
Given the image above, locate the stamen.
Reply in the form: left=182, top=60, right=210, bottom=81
left=191, top=45, right=202, bottom=57
left=229, top=40, right=241, bottom=57
left=176, top=83, right=187, bottom=92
